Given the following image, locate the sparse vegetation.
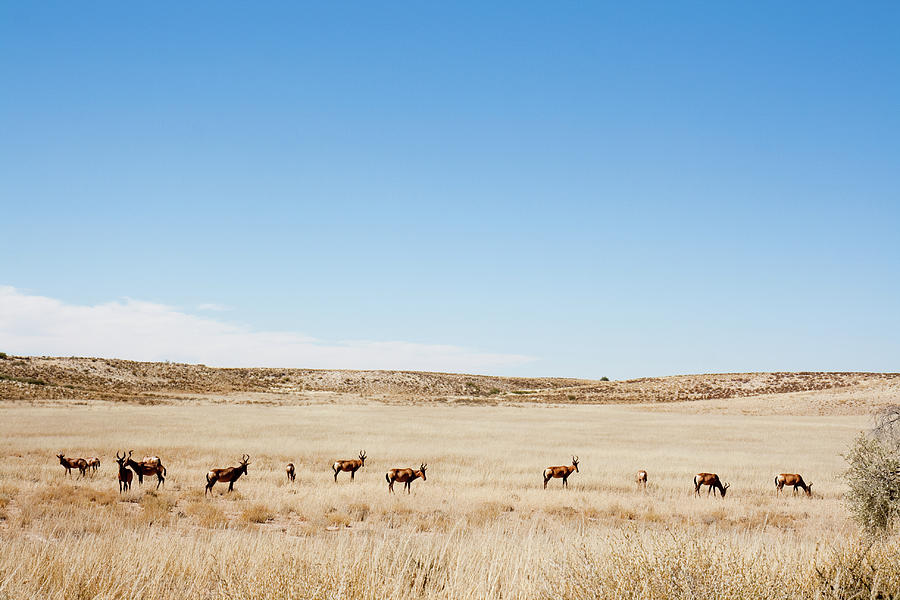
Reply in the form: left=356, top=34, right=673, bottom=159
left=1, top=378, right=900, bottom=597
left=0, top=373, right=47, bottom=385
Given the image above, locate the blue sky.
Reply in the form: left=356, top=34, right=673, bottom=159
left=1, top=3, right=898, bottom=378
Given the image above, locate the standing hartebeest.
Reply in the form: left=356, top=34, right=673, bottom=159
left=333, top=450, right=366, bottom=482
left=636, top=469, right=648, bottom=490
left=543, top=456, right=579, bottom=489
left=57, top=453, right=88, bottom=478
left=775, top=473, right=812, bottom=497
left=115, top=451, right=133, bottom=493
left=286, top=463, right=295, bottom=482
left=386, top=463, right=427, bottom=494
left=206, top=454, right=250, bottom=495
left=125, top=450, right=166, bottom=489
left=87, top=457, right=101, bottom=475
left=694, top=473, right=730, bottom=497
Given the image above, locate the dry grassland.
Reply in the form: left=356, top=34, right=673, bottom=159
left=1, top=397, right=900, bottom=599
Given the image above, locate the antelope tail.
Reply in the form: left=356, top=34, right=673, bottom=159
left=774, top=475, right=778, bottom=489
left=385, top=473, right=391, bottom=484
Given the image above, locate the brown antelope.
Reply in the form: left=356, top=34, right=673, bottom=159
left=543, top=456, right=579, bottom=489
left=125, top=450, right=166, bottom=489
left=775, top=473, right=812, bottom=496
left=206, top=454, right=250, bottom=495
left=115, top=451, right=133, bottom=493
left=87, top=457, right=101, bottom=475
left=286, top=463, right=295, bottom=482
left=57, top=453, right=88, bottom=477
left=636, top=469, right=648, bottom=490
left=333, top=450, right=366, bottom=482
left=694, top=472, right=730, bottom=497
left=386, top=463, right=427, bottom=494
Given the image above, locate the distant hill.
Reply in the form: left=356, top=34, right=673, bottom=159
left=1, top=355, right=897, bottom=406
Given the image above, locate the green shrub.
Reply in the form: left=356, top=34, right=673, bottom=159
left=844, top=434, right=900, bottom=535
left=600, top=376, right=609, bottom=382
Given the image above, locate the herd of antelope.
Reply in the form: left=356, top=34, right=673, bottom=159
left=55, top=450, right=815, bottom=498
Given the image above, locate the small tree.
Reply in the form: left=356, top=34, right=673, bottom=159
left=844, top=419, right=900, bottom=535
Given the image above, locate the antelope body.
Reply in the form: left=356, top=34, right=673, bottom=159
left=636, top=469, right=648, bottom=489
left=115, top=451, right=133, bottom=493
left=694, top=472, right=730, bottom=497
left=125, top=450, right=166, bottom=489
left=543, top=456, right=579, bottom=489
left=206, top=454, right=250, bottom=495
left=333, top=450, right=366, bottom=482
left=775, top=473, right=812, bottom=496
left=286, top=463, right=295, bottom=482
left=57, top=453, right=88, bottom=477
left=87, top=457, right=101, bottom=475
left=386, top=463, right=427, bottom=493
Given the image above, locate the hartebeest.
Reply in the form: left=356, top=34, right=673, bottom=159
left=386, top=463, right=427, bottom=494
left=57, top=453, right=88, bottom=478
left=115, top=451, right=133, bottom=493
left=775, top=473, right=812, bottom=497
left=286, top=463, right=295, bottom=482
left=333, top=450, right=366, bottom=482
left=125, top=450, right=166, bottom=489
left=636, top=469, right=648, bottom=490
left=206, top=454, right=250, bottom=495
left=694, top=472, right=730, bottom=497
left=87, top=456, right=101, bottom=475
left=543, top=456, right=579, bottom=489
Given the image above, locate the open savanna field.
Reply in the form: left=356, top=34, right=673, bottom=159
left=2, top=359, right=900, bottom=599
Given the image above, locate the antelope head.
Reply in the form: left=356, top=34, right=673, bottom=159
left=572, top=456, right=580, bottom=472
left=805, top=482, right=813, bottom=497
left=57, top=452, right=65, bottom=462
left=721, top=482, right=731, bottom=497
left=240, top=454, right=250, bottom=474
left=419, top=463, right=427, bottom=480
left=359, top=450, right=367, bottom=465
left=116, top=451, right=127, bottom=466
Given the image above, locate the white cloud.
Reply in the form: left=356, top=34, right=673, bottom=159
left=0, top=287, right=534, bottom=373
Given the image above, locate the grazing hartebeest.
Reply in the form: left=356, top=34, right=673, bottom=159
left=636, top=469, right=648, bottom=490
left=386, top=463, right=427, bottom=494
left=115, top=451, right=133, bottom=493
left=286, top=463, right=296, bottom=482
left=694, top=473, right=730, bottom=498
left=543, top=456, right=579, bottom=489
left=206, top=454, right=250, bottom=495
left=57, top=453, right=88, bottom=478
left=125, top=450, right=166, bottom=489
left=333, top=450, right=366, bottom=482
left=87, top=457, right=101, bottom=475
left=775, top=473, right=812, bottom=497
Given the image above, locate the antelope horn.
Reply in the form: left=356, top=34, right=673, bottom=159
left=242, top=454, right=250, bottom=462
left=128, top=450, right=133, bottom=459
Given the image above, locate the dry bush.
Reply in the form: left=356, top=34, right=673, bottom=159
left=242, top=503, right=274, bottom=524
left=844, top=434, right=900, bottom=534
left=184, top=500, right=227, bottom=528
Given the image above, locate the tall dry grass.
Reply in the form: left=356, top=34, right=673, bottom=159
left=0, top=402, right=897, bottom=598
